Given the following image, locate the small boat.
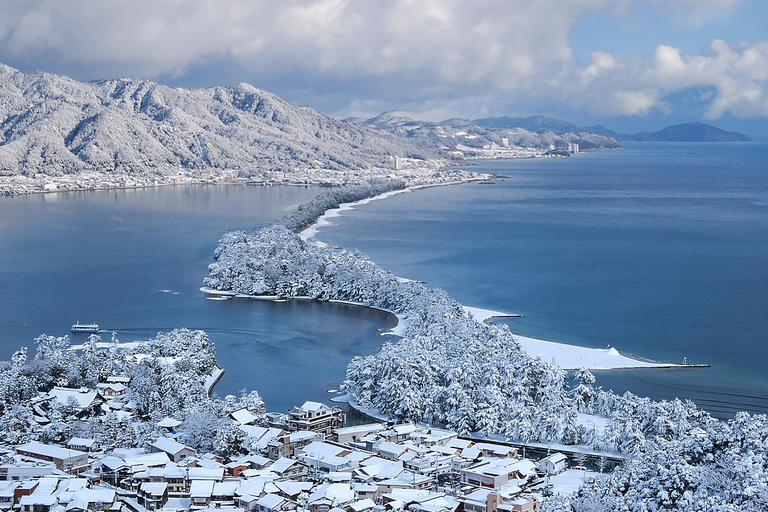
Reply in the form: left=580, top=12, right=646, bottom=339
left=71, top=322, right=99, bottom=333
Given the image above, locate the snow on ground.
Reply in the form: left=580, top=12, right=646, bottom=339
left=463, top=305, right=521, bottom=322
left=514, top=333, right=667, bottom=370
left=464, top=305, right=673, bottom=369
left=331, top=393, right=390, bottom=422
left=546, top=469, right=604, bottom=497
left=576, top=413, right=608, bottom=436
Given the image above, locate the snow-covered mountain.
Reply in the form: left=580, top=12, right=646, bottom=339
left=0, top=64, right=429, bottom=179
left=359, top=110, right=621, bottom=153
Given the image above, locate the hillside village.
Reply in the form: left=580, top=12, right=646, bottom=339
left=0, top=394, right=599, bottom=512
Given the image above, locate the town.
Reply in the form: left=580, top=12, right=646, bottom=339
left=1, top=392, right=603, bottom=512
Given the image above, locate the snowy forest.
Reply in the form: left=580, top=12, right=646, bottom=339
left=202, top=184, right=768, bottom=511
left=0, top=329, right=264, bottom=457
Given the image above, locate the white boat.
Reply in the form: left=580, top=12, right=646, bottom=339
left=71, top=322, right=99, bottom=333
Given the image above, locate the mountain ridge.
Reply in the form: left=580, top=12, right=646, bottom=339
left=0, top=64, right=431, bottom=181
left=470, top=114, right=751, bottom=142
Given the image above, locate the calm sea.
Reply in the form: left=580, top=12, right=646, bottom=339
left=0, top=185, right=395, bottom=413
left=2, top=143, right=766, bottom=419
left=315, top=142, right=768, bottom=418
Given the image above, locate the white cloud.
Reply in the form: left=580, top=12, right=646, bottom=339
left=0, top=0, right=764, bottom=120
left=569, top=40, right=768, bottom=118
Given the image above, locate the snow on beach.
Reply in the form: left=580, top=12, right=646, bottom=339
left=463, top=307, right=674, bottom=370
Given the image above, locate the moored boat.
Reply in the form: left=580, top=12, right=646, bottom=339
left=71, top=322, right=99, bottom=333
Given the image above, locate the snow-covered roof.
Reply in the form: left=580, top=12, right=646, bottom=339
left=141, top=482, right=168, bottom=495
left=392, top=423, right=417, bottom=435
left=157, top=417, right=182, bottom=429
left=349, top=499, right=376, bottom=512
left=67, top=438, right=99, bottom=448
left=307, top=483, right=354, bottom=505
left=542, top=452, right=567, bottom=464
left=300, top=401, right=327, bottom=412
left=257, top=493, right=286, bottom=510
left=188, top=467, right=224, bottom=480
left=45, top=387, right=99, bottom=409
left=150, top=437, right=193, bottom=456
left=270, top=457, right=299, bottom=475
left=288, top=431, right=321, bottom=443
left=96, top=383, right=127, bottom=392
left=190, top=480, right=214, bottom=498
left=124, top=452, right=171, bottom=468
left=377, top=441, right=407, bottom=457
left=17, top=442, right=86, bottom=460
left=213, top=481, right=238, bottom=496
left=445, top=438, right=472, bottom=450
left=274, top=481, right=312, bottom=497
left=333, top=423, right=386, bottom=435
left=19, top=493, right=57, bottom=507
left=230, top=408, right=260, bottom=425
left=297, top=441, right=347, bottom=459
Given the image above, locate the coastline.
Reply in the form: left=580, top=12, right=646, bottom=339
left=0, top=159, right=489, bottom=197
left=199, top=287, right=692, bottom=371
left=291, top=189, right=692, bottom=372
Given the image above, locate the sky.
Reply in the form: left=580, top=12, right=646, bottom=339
left=0, top=0, right=766, bottom=135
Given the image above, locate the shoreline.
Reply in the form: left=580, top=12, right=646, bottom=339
left=200, top=287, right=696, bottom=371
left=297, top=176, right=489, bottom=240
left=291, top=191, right=694, bottom=372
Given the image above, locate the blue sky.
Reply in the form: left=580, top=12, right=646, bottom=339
left=0, top=0, right=766, bottom=135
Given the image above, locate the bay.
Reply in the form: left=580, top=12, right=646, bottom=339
left=314, top=142, right=768, bottom=418
left=0, top=184, right=396, bottom=413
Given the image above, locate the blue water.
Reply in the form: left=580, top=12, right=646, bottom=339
left=2, top=143, right=766, bottom=419
left=0, top=185, right=395, bottom=412
left=315, top=142, right=768, bottom=418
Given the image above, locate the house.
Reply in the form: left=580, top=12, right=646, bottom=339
left=287, top=402, right=345, bottom=434
left=375, top=441, right=409, bottom=461
left=18, top=492, right=57, bottom=512
left=295, top=441, right=371, bottom=473
left=148, top=438, right=196, bottom=462
left=67, top=438, right=101, bottom=453
left=15, top=443, right=88, bottom=473
left=536, top=453, right=567, bottom=476
left=97, top=456, right=131, bottom=486
left=187, top=467, right=225, bottom=482
left=105, top=376, right=131, bottom=385
left=189, top=480, right=214, bottom=508
left=257, top=493, right=297, bottom=512
left=212, top=480, right=239, bottom=504
left=156, top=417, right=182, bottom=433
left=473, top=443, right=517, bottom=459
left=268, top=431, right=323, bottom=460
left=347, top=499, right=376, bottom=512
left=138, top=482, right=168, bottom=510
left=38, top=387, right=103, bottom=417
left=65, top=488, right=117, bottom=512
left=0, top=481, right=18, bottom=510
left=231, top=408, right=262, bottom=425
left=460, top=459, right=536, bottom=490
left=332, top=424, right=386, bottom=445
left=95, top=382, right=127, bottom=399
left=407, top=428, right=458, bottom=447
left=270, top=458, right=309, bottom=480
left=507, top=496, right=539, bottom=512
left=306, top=483, right=354, bottom=512
left=0, top=457, right=57, bottom=482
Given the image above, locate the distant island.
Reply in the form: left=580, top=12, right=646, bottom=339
left=622, top=122, right=752, bottom=142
